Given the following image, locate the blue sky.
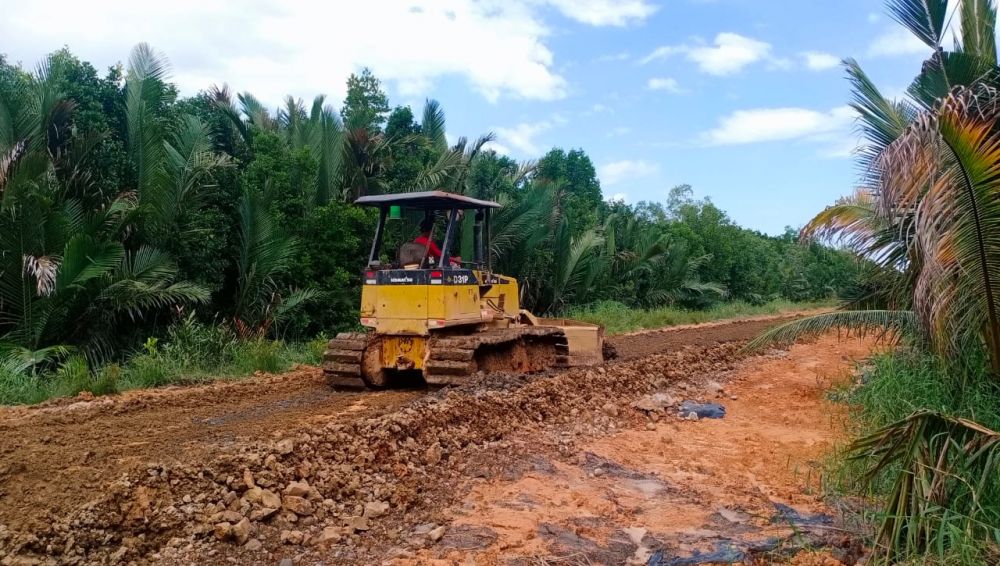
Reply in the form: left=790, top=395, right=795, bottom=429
left=2, top=0, right=935, bottom=234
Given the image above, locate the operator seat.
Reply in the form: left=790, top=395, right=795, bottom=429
left=398, top=242, right=429, bottom=268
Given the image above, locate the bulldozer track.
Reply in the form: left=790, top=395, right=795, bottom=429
left=322, top=332, right=368, bottom=387
left=323, top=327, right=572, bottom=388
left=425, top=327, right=569, bottom=385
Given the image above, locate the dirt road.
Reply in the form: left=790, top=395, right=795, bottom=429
left=0, top=312, right=869, bottom=565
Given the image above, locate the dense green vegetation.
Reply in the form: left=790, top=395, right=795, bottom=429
left=0, top=45, right=859, bottom=404
left=750, top=0, right=1000, bottom=562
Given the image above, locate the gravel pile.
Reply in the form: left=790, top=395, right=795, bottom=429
left=0, top=343, right=741, bottom=565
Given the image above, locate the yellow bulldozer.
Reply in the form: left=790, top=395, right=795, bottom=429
left=323, top=191, right=609, bottom=388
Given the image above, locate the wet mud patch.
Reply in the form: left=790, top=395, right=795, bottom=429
left=437, top=525, right=498, bottom=551
left=402, top=334, right=874, bottom=564
left=538, top=522, right=637, bottom=564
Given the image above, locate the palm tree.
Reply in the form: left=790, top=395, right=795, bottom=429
left=212, top=89, right=344, bottom=205
left=599, top=214, right=725, bottom=308
left=748, top=3, right=1000, bottom=560
left=231, top=187, right=316, bottom=338
left=0, top=44, right=212, bottom=367
left=751, top=0, right=1000, bottom=359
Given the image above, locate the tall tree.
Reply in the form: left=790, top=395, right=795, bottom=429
left=340, top=68, right=389, bottom=132
left=536, top=148, right=604, bottom=236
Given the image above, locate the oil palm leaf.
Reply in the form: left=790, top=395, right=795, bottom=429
left=880, top=86, right=1000, bottom=372
left=850, top=411, right=1000, bottom=563
left=743, top=310, right=920, bottom=352
left=97, top=247, right=209, bottom=319
left=125, top=43, right=170, bottom=205
left=421, top=99, right=447, bottom=153
left=233, top=187, right=303, bottom=329
left=844, top=58, right=916, bottom=169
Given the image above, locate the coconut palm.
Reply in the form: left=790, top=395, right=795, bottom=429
left=748, top=3, right=1000, bottom=561
left=753, top=0, right=1000, bottom=358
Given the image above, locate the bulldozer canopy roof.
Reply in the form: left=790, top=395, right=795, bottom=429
left=354, top=191, right=501, bottom=210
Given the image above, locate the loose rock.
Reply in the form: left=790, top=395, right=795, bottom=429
left=344, top=516, right=370, bottom=532
left=282, top=496, right=314, bottom=516
left=231, top=518, right=252, bottom=545
left=315, top=526, right=342, bottom=546
left=280, top=530, right=304, bottom=545
left=213, top=522, right=233, bottom=541
left=260, top=489, right=281, bottom=509
left=276, top=439, right=295, bottom=455
left=424, top=443, right=443, bottom=466
left=363, top=501, right=389, bottom=519
left=632, top=392, right=675, bottom=412
left=283, top=481, right=310, bottom=498
left=428, top=526, right=446, bottom=542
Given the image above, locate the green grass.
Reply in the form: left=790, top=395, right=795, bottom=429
left=567, top=298, right=834, bottom=335
left=0, top=317, right=329, bottom=406
left=826, top=349, right=1000, bottom=565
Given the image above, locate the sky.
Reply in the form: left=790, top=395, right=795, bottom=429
left=0, top=0, right=937, bottom=234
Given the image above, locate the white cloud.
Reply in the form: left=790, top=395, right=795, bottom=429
left=641, top=33, right=775, bottom=75
left=482, top=141, right=511, bottom=155
left=647, top=77, right=684, bottom=93
left=868, top=27, right=931, bottom=57
left=0, top=0, right=654, bottom=107
left=547, top=0, right=657, bottom=26
left=494, top=120, right=554, bottom=155
left=703, top=106, right=855, bottom=147
left=801, top=51, right=840, bottom=71
left=608, top=192, right=628, bottom=203
left=599, top=160, right=658, bottom=186
left=608, top=126, right=631, bottom=137
left=639, top=45, right=687, bottom=65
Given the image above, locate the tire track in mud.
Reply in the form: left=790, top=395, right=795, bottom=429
left=0, top=311, right=811, bottom=560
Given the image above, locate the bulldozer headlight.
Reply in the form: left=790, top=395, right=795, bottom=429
left=360, top=317, right=377, bottom=327
left=430, top=270, right=443, bottom=285
left=365, top=271, right=376, bottom=284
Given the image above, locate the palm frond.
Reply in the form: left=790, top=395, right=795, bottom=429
left=125, top=43, right=170, bottom=210
left=273, top=288, right=320, bottom=324
left=421, top=99, right=447, bottom=152
left=958, top=0, right=997, bottom=66
left=743, top=310, right=919, bottom=352
left=850, top=411, right=1000, bottom=563
left=880, top=86, right=1000, bottom=371
left=907, top=51, right=998, bottom=108
left=886, top=0, right=949, bottom=48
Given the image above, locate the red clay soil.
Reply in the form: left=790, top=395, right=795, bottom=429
left=402, top=334, right=872, bottom=564
left=0, top=311, right=865, bottom=565
left=0, top=368, right=421, bottom=533
left=607, top=310, right=825, bottom=360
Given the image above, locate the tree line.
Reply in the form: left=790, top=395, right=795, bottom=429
left=0, top=44, right=859, bottom=375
